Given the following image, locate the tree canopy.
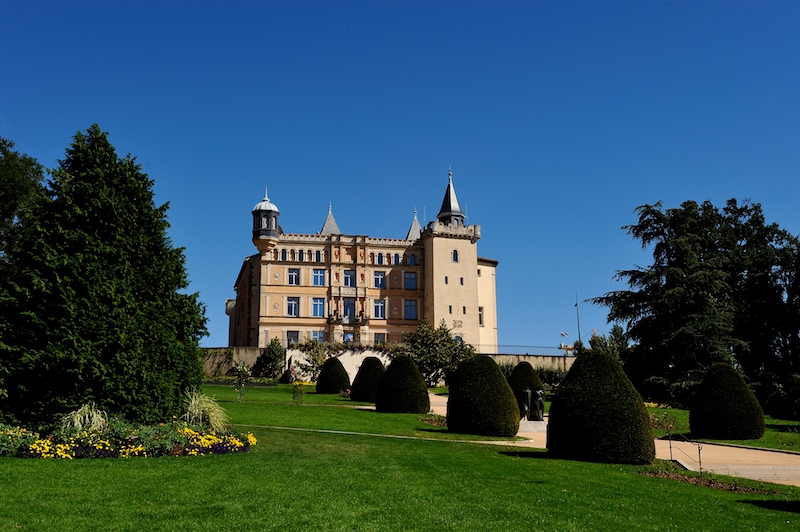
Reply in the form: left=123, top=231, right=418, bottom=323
left=402, top=320, right=476, bottom=387
left=0, top=125, right=206, bottom=427
left=592, top=199, right=800, bottom=413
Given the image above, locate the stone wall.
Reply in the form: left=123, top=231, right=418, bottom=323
left=205, top=347, right=575, bottom=383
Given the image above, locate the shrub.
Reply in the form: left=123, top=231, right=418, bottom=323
left=315, top=357, right=351, bottom=394
left=689, top=363, right=765, bottom=439
left=350, top=357, right=385, bottom=403
left=506, top=362, right=544, bottom=419
left=375, top=356, right=430, bottom=414
left=252, top=338, right=286, bottom=378
left=61, top=403, right=108, bottom=431
left=547, top=349, right=655, bottom=464
left=182, top=390, right=229, bottom=433
left=447, top=356, right=519, bottom=437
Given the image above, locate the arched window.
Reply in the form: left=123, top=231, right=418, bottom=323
left=316, top=250, right=322, bottom=262
left=452, top=250, right=459, bottom=262
left=281, top=249, right=287, bottom=261
left=395, top=253, right=401, bottom=265
left=298, top=249, right=304, bottom=262
left=408, top=254, right=416, bottom=266
left=377, top=253, right=384, bottom=265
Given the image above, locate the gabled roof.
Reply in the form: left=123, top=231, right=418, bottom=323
left=405, top=209, right=422, bottom=241
left=319, top=203, right=342, bottom=235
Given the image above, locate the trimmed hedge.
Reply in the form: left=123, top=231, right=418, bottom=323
left=547, top=350, right=655, bottom=464
left=350, top=357, right=385, bottom=403
left=506, top=362, right=544, bottom=419
left=690, top=363, right=765, bottom=440
left=315, top=357, right=350, bottom=394
left=447, top=356, right=520, bottom=437
left=375, top=356, right=430, bottom=414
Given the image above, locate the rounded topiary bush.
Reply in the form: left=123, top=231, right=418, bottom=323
left=506, top=362, right=544, bottom=419
left=690, top=363, right=765, bottom=440
left=350, top=357, right=385, bottom=403
left=315, top=357, right=351, bottom=394
left=375, top=356, right=430, bottom=413
left=447, top=355, right=519, bottom=437
left=547, top=350, right=655, bottom=464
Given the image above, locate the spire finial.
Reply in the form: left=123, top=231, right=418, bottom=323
left=448, top=165, right=452, bottom=182
left=264, top=186, right=269, bottom=200
left=328, top=202, right=332, bottom=213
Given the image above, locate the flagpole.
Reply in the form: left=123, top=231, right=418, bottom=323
left=575, top=293, right=582, bottom=354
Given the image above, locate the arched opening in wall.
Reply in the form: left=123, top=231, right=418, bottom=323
left=281, top=249, right=287, bottom=261
left=395, top=253, right=401, bottom=265
left=369, top=253, right=375, bottom=264
left=377, top=253, right=384, bottom=265
left=408, top=254, right=416, bottom=266
left=273, top=249, right=279, bottom=261
left=452, top=250, right=459, bottom=262
left=298, top=249, right=304, bottom=262
left=290, top=249, right=296, bottom=261
left=316, top=250, right=322, bottom=262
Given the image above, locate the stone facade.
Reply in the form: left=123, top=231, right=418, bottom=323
left=227, top=170, right=499, bottom=353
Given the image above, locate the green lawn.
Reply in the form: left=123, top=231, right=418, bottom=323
left=650, top=406, right=800, bottom=452
left=1, top=385, right=800, bottom=531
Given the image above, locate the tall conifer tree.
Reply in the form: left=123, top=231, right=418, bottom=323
left=0, top=125, right=206, bottom=427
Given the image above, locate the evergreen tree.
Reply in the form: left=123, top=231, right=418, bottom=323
left=0, top=125, right=206, bottom=427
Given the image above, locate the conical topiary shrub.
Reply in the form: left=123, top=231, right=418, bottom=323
left=547, top=350, right=655, bottom=464
left=375, top=356, right=430, bottom=414
left=447, top=355, right=519, bottom=437
left=690, top=363, right=765, bottom=440
left=315, top=357, right=351, bottom=394
left=350, top=357, right=385, bottom=403
left=506, top=362, right=544, bottom=420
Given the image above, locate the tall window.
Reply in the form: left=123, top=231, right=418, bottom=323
left=312, top=297, right=325, bottom=317
left=479, top=307, right=484, bottom=326
left=311, top=331, right=325, bottom=342
left=287, top=297, right=299, bottom=317
left=452, top=250, right=459, bottom=262
left=394, top=253, right=401, bottom=265
left=286, top=331, right=299, bottom=345
left=408, top=254, right=416, bottom=265
left=288, top=268, right=300, bottom=285
left=281, top=249, right=287, bottom=261
left=344, top=270, right=356, bottom=287
left=374, top=333, right=387, bottom=344
left=377, top=253, right=384, bottom=265
left=404, top=272, right=416, bottom=290
left=404, top=300, right=417, bottom=320
left=374, top=299, right=385, bottom=319
left=298, top=249, right=304, bottom=262
left=313, top=269, right=325, bottom=286
left=374, top=271, right=386, bottom=288
left=315, top=250, right=322, bottom=262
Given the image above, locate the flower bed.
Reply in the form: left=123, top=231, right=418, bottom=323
left=0, top=422, right=256, bottom=459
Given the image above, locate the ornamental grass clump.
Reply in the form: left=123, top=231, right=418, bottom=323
left=690, top=363, right=765, bottom=440
left=375, top=356, right=430, bottom=414
left=182, top=390, right=229, bottom=433
left=61, top=402, right=108, bottom=431
left=315, top=357, right=351, bottom=394
left=547, top=349, right=655, bottom=464
left=447, top=355, right=519, bottom=437
left=350, top=357, right=385, bottom=403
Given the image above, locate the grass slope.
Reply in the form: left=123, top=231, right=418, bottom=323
left=1, top=384, right=799, bottom=530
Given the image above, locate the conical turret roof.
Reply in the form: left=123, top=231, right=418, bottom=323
left=320, top=203, right=342, bottom=235
left=405, top=209, right=422, bottom=241
left=436, top=167, right=465, bottom=226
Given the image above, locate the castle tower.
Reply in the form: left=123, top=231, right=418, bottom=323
left=252, top=188, right=281, bottom=253
left=422, top=169, right=483, bottom=348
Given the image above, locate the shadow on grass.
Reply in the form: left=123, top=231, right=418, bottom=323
left=739, top=500, right=800, bottom=514
left=499, top=450, right=552, bottom=460
left=766, top=424, right=800, bottom=434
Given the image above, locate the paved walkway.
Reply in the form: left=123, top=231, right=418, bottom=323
left=429, top=393, right=800, bottom=487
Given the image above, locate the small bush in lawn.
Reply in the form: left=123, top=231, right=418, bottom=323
left=690, top=363, right=765, bottom=440
left=182, top=390, right=229, bottom=433
left=547, top=349, right=655, bottom=464
left=375, top=356, right=430, bottom=414
left=447, top=356, right=519, bottom=437
left=316, top=357, right=351, bottom=394
left=350, top=357, right=385, bottom=403
left=506, top=362, right=544, bottom=419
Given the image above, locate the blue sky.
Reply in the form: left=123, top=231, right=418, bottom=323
left=2, top=2, right=799, bottom=352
